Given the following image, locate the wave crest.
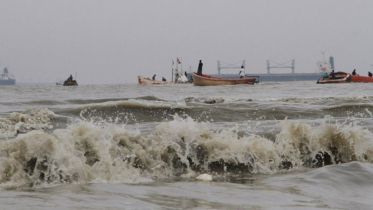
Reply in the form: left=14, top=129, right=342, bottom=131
left=1, top=115, right=373, bottom=189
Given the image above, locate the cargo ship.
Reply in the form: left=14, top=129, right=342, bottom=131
left=211, top=54, right=334, bottom=82
left=0, top=67, right=16, bottom=85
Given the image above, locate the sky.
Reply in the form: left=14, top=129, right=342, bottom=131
left=1, top=0, right=373, bottom=84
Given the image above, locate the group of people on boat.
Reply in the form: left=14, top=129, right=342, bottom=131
left=152, top=69, right=192, bottom=83
left=352, top=69, right=372, bottom=77
left=152, top=74, right=167, bottom=82
left=324, top=70, right=335, bottom=79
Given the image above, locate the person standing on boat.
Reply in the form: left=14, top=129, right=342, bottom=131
left=369, top=72, right=372, bottom=77
left=352, top=69, right=356, bottom=75
left=330, top=70, right=336, bottom=79
left=197, top=60, right=203, bottom=76
left=152, top=74, right=156, bottom=80
left=239, top=66, right=245, bottom=79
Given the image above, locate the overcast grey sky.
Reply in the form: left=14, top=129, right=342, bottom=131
left=1, top=0, right=373, bottom=84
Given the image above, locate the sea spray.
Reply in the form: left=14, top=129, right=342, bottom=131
left=1, top=114, right=373, bottom=190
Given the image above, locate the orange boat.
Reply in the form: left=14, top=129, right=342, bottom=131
left=350, top=74, right=373, bottom=83
left=317, top=71, right=373, bottom=84
left=192, top=72, right=257, bottom=86
left=317, top=72, right=351, bottom=84
left=138, top=76, right=175, bottom=85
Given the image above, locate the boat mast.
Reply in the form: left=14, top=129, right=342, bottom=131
left=172, top=60, right=174, bottom=82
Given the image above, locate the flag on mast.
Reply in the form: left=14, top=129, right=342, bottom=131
left=177, top=58, right=181, bottom=64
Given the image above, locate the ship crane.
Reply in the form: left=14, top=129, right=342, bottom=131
left=266, top=60, right=295, bottom=75
left=217, top=60, right=245, bottom=76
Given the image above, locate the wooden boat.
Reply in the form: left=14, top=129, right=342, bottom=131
left=138, top=76, right=174, bottom=85
left=63, top=80, right=78, bottom=86
left=316, top=72, right=351, bottom=84
left=317, top=71, right=373, bottom=84
left=192, top=72, right=257, bottom=86
left=350, top=74, right=373, bottom=83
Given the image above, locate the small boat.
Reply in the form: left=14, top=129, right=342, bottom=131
left=138, top=76, right=174, bottom=85
left=63, top=80, right=78, bottom=86
left=316, top=72, right=351, bottom=84
left=56, top=78, right=63, bottom=85
left=192, top=72, right=257, bottom=86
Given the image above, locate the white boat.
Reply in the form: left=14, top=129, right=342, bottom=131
left=138, top=76, right=174, bottom=85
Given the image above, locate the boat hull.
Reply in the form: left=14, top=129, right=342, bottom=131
left=192, top=73, right=256, bottom=86
left=317, top=72, right=350, bottom=84
left=350, top=75, right=373, bottom=83
left=138, top=76, right=174, bottom=85
left=63, top=80, right=78, bottom=86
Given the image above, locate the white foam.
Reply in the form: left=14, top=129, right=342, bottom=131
left=0, top=108, right=55, bottom=138
left=1, top=115, right=373, bottom=189
left=196, top=173, right=212, bottom=181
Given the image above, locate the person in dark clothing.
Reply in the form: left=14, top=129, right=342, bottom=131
left=162, top=77, right=166, bottom=81
left=369, top=72, right=372, bottom=77
left=152, top=74, right=156, bottom=80
left=197, top=60, right=203, bottom=75
left=185, top=71, right=187, bottom=77
left=352, top=69, right=356, bottom=75
left=330, top=70, right=336, bottom=79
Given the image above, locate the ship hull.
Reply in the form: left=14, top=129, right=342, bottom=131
left=211, top=73, right=322, bottom=82
left=0, top=79, right=16, bottom=85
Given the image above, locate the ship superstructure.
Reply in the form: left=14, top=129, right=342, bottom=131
left=0, top=67, right=16, bottom=85
left=316, top=52, right=334, bottom=74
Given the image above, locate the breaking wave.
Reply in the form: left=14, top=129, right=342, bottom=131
left=1, top=115, right=373, bottom=190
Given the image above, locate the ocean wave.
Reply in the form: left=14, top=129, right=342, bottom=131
left=1, top=115, right=372, bottom=189
left=265, top=162, right=373, bottom=209
left=53, top=97, right=373, bottom=125
left=188, top=95, right=373, bottom=105
left=52, top=99, right=193, bottom=124
left=80, top=98, right=188, bottom=110
left=66, top=96, right=164, bottom=104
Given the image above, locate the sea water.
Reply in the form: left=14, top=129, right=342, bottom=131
left=1, top=81, right=373, bottom=209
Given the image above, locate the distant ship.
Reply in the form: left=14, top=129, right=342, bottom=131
left=211, top=53, right=334, bottom=82
left=0, top=67, right=16, bottom=85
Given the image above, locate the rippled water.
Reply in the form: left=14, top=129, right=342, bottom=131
left=1, top=81, right=373, bottom=209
